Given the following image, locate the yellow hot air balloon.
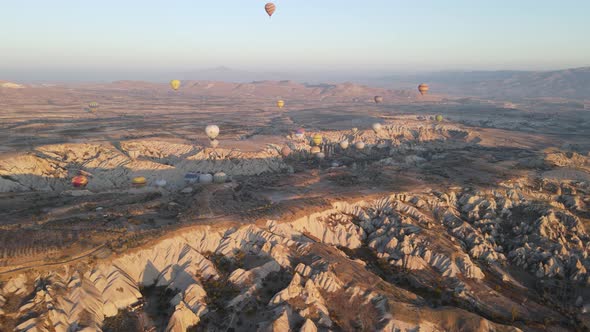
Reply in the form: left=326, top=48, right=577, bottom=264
left=132, top=176, right=147, bottom=187
left=170, top=80, right=181, bottom=91
left=265, top=2, right=276, bottom=17
left=276, top=100, right=285, bottom=109
left=418, top=83, right=429, bottom=96
left=312, top=134, right=322, bottom=146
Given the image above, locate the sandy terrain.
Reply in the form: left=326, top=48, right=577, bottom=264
left=0, top=81, right=589, bottom=331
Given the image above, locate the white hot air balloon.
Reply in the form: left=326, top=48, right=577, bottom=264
left=339, top=140, right=349, bottom=150
left=155, top=179, right=167, bottom=187
left=210, top=139, right=219, bottom=148
left=199, top=173, right=213, bottom=184
left=372, top=123, right=382, bottom=133
left=205, top=125, right=220, bottom=140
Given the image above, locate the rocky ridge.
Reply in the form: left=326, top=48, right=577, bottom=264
left=1, top=181, right=588, bottom=331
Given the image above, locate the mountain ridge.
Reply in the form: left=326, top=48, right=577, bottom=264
left=376, top=66, right=590, bottom=100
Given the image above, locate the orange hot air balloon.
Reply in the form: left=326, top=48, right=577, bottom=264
left=418, top=84, right=429, bottom=96
left=72, top=175, right=88, bottom=188
left=265, top=2, right=276, bottom=17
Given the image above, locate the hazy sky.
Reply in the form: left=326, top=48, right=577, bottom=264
left=1, top=0, right=589, bottom=80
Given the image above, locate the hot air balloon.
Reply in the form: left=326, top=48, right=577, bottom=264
left=355, top=142, right=365, bottom=150
left=210, top=139, right=219, bottom=148
left=206, top=125, right=220, bottom=140
left=276, top=100, right=285, bottom=109
left=315, top=152, right=325, bottom=160
left=312, top=134, right=322, bottom=146
left=310, top=146, right=321, bottom=154
left=418, top=84, right=429, bottom=96
left=295, top=128, right=305, bottom=140
left=339, top=140, right=349, bottom=150
left=170, top=80, right=181, bottom=91
left=265, top=2, right=276, bottom=17
left=372, top=123, right=382, bottom=133
left=435, top=114, right=443, bottom=122
left=351, top=128, right=358, bottom=135
left=72, top=175, right=88, bottom=188
left=155, top=179, right=167, bottom=187
left=281, top=146, right=291, bottom=157
left=132, top=176, right=147, bottom=187
left=199, top=173, right=213, bottom=184
left=88, top=102, right=99, bottom=112
left=213, top=172, right=227, bottom=184
left=374, top=96, right=383, bottom=104
left=185, top=172, right=199, bottom=184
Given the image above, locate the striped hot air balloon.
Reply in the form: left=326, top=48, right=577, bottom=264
left=295, top=128, right=305, bottom=139
left=88, top=102, right=99, bottom=111
left=418, top=84, right=429, bottom=96
left=265, top=2, right=276, bottom=17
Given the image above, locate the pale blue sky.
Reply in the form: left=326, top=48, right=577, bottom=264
left=1, top=0, right=589, bottom=80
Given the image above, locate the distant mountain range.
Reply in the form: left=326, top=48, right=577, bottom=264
left=106, top=80, right=416, bottom=102
left=175, top=66, right=590, bottom=100
left=375, top=67, right=590, bottom=100
left=4, top=66, right=589, bottom=101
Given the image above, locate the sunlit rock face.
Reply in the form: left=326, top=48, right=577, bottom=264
left=0, top=123, right=473, bottom=193
left=2, top=182, right=587, bottom=331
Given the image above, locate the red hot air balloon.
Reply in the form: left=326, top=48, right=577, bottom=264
left=72, top=175, right=88, bottom=188
left=265, top=3, right=276, bottom=17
